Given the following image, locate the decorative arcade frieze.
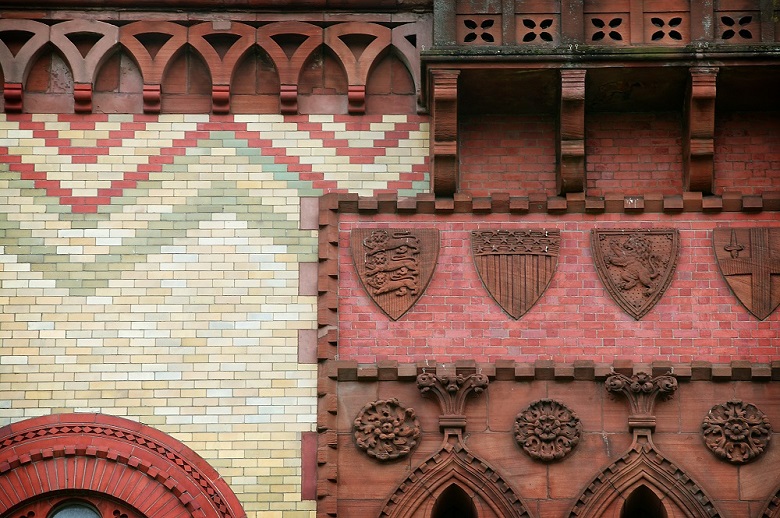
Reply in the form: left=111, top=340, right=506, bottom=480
left=0, top=16, right=430, bottom=114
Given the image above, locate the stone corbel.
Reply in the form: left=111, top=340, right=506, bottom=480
left=347, top=85, right=365, bottom=115
left=280, top=85, right=298, bottom=114
left=430, top=69, right=460, bottom=196
left=143, top=85, right=161, bottom=113
left=74, top=83, right=93, bottom=113
left=212, top=85, right=230, bottom=115
left=605, top=371, right=678, bottom=432
left=3, top=83, right=23, bottom=113
left=417, top=371, right=488, bottom=439
left=684, top=67, right=718, bottom=193
left=558, top=69, right=586, bottom=194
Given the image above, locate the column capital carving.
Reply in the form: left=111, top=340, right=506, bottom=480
left=605, top=371, right=678, bottom=432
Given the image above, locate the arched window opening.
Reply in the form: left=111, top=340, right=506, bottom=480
left=431, top=484, right=478, bottom=518
left=620, top=485, right=669, bottom=518
left=48, top=501, right=102, bottom=518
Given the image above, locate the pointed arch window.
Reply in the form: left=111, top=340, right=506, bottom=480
left=431, top=485, right=478, bottom=518
left=620, top=485, right=669, bottom=518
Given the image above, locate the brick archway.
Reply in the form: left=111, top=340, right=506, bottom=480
left=0, top=414, right=247, bottom=518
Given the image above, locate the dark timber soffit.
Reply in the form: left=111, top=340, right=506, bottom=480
left=0, top=0, right=431, bottom=8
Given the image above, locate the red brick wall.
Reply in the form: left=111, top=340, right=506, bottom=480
left=586, top=112, right=683, bottom=197
left=338, top=213, right=780, bottom=364
left=715, top=111, right=780, bottom=195
left=459, top=114, right=557, bottom=196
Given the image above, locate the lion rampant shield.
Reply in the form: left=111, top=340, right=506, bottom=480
left=591, top=229, right=679, bottom=319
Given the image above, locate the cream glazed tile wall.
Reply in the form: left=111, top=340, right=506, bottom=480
left=0, top=113, right=430, bottom=516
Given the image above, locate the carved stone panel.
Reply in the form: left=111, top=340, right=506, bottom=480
left=713, top=227, right=780, bottom=320
left=353, top=398, right=421, bottom=462
left=702, top=400, right=772, bottom=464
left=472, top=229, right=560, bottom=319
left=591, top=229, right=679, bottom=319
left=350, top=228, right=439, bottom=320
left=514, top=399, right=581, bottom=462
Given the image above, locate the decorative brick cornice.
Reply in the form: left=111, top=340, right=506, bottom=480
left=324, top=359, right=780, bottom=382
left=317, top=192, right=780, bottom=216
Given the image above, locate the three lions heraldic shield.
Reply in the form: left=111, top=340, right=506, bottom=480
left=713, top=227, right=780, bottom=320
left=351, top=228, right=439, bottom=320
left=591, top=229, right=679, bottom=320
left=471, top=229, right=561, bottom=319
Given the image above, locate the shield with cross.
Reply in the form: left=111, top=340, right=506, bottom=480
left=713, top=227, right=780, bottom=320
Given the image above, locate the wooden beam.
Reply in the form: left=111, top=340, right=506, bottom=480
left=684, top=67, right=718, bottom=193
left=558, top=69, right=586, bottom=194
left=430, top=69, right=460, bottom=196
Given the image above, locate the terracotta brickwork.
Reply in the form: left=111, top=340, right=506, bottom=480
left=337, top=213, right=780, bottom=363
left=0, top=113, right=429, bottom=516
left=586, top=112, right=683, bottom=197
left=715, top=112, right=780, bottom=195
left=331, top=371, right=780, bottom=517
left=459, top=115, right=557, bottom=197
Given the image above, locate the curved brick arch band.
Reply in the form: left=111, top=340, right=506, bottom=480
left=0, top=414, right=247, bottom=518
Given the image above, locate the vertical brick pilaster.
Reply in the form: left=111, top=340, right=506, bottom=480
left=560, top=0, right=584, bottom=43
left=430, top=69, right=460, bottom=196
left=760, top=0, right=776, bottom=42
left=690, top=0, right=715, bottom=41
left=558, top=69, right=586, bottom=194
left=684, top=67, right=718, bottom=193
left=301, top=431, right=317, bottom=501
left=433, top=0, right=457, bottom=45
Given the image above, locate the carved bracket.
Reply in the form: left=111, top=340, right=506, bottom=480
left=143, top=84, right=161, bottom=113
left=417, top=372, right=488, bottom=435
left=74, top=83, right=93, bottom=113
left=280, top=85, right=298, bottom=114
left=213, top=85, right=231, bottom=115
left=605, top=371, right=678, bottom=431
left=684, top=67, right=718, bottom=193
left=348, top=85, right=366, bottom=115
left=430, top=69, right=460, bottom=196
left=558, top=69, right=586, bottom=194
left=3, top=82, right=23, bottom=113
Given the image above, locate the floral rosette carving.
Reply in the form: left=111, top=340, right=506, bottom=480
left=353, top=398, right=421, bottom=461
left=702, top=400, right=771, bottom=464
left=514, top=399, right=582, bottom=461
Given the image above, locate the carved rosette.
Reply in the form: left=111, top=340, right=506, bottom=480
left=514, top=399, right=581, bottom=461
left=350, top=228, right=439, bottom=320
left=353, top=398, right=421, bottom=461
left=702, top=400, right=771, bottom=464
left=591, top=229, right=679, bottom=319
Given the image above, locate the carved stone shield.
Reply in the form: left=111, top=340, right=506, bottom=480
left=713, top=228, right=780, bottom=320
left=471, top=229, right=560, bottom=319
left=591, top=229, right=679, bottom=320
left=350, top=228, right=439, bottom=320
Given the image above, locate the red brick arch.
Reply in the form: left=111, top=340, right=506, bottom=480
left=0, top=414, right=246, bottom=518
